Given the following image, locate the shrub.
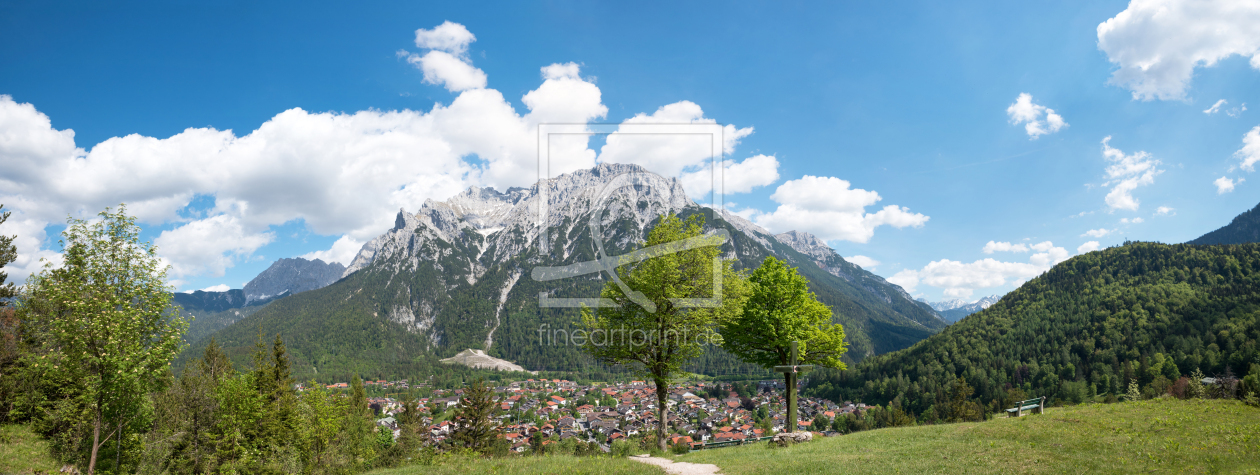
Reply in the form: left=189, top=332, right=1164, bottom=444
left=610, top=439, right=635, bottom=457
left=1188, top=369, right=1206, bottom=399
left=1168, top=377, right=1189, bottom=399
left=670, top=442, right=690, bottom=455
left=1125, top=379, right=1142, bottom=402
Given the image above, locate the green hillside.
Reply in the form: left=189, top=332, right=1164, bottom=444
left=667, top=398, right=1260, bottom=475
left=181, top=206, right=944, bottom=381
left=1189, top=201, right=1260, bottom=245
left=805, top=241, right=1260, bottom=416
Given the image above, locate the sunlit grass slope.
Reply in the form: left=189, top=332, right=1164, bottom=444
left=0, top=424, right=61, bottom=474
left=366, top=454, right=665, bottom=475
left=670, top=398, right=1260, bottom=474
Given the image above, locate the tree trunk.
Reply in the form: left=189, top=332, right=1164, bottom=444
left=656, top=378, right=668, bottom=452
left=88, top=408, right=101, bottom=475
left=115, top=418, right=122, bottom=472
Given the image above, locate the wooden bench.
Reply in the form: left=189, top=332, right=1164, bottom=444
left=1005, top=396, right=1045, bottom=417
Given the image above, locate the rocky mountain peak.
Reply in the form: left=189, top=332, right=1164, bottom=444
left=244, top=257, right=346, bottom=304
left=342, top=163, right=696, bottom=277
left=774, top=230, right=833, bottom=261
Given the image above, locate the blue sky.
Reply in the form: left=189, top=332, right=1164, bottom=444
left=1, top=1, right=1258, bottom=301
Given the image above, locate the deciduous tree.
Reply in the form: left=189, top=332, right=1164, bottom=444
left=717, top=256, right=847, bottom=431
left=580, top=213, right=747, bottom=451
left=20, top=205, right=187, bottom=474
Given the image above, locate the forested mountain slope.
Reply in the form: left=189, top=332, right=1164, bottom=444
left=805, top=241, right=1260, bottom=415
left=181, top=164, right=943, bottom=380
left=1189, top=201, right=1260, bottom=245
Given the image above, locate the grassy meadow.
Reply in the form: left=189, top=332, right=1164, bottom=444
left=365, top=454, right=665, bottom=475
left=670, top=398, right=1260, bottom=474
left=5, top=398, right=1257, bottom=474
left=0, top=424, right=62, bottom=474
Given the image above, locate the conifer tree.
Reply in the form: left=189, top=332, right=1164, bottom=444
left=0, top=204, right=17, bottom=302
left=451, top=378, right=498, bottom=453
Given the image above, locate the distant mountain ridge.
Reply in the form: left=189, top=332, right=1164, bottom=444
left=918, top=295, right=1002, bottom=323
left=182, top=163, right=945, bottom=380
left=244, top=257, right=345, bottom=304
left=174, top=257, right=345, bottom=345
left=1189, top=201, right=1260, bottom=245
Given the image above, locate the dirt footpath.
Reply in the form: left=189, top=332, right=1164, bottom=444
left=628, top=454, right=722, bottom=475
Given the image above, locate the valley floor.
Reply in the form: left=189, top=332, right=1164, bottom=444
left=366, top=454, right=666, bottom=475
left=669, top=398, right=1260, bottom=474
left=5, top=399, right=1256, bottom=474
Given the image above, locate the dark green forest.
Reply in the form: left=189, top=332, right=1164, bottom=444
left=805, top=241, right=1260, bottom=418
left=1190, top=201, right=1260, bottom=245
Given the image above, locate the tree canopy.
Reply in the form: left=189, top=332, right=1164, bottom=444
left=579, top=212, right=748, bottom=450
left=18, top=205, right=188, bottom=474
left=718, top=255, right=848, bottom=371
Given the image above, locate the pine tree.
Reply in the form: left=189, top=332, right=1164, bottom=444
left=0, top=204, right=17, bottom=302
left=451, top=378, right=498, bottom=453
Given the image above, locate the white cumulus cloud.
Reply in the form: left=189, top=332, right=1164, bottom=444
left=845, top=255, right=880, bottom=270
left=200, top=284, right=231, bottom=292
left=888, top=242, right=1070, bottom=300
left=407, top=50, right=488, bottom=92
left=1155, top=206, right=1175, bottom=216
left=1097, top=0, right=1260, bottom=101
left=751, top=176, right=928, bottom=243
left=597, top=101, right=754, bottom=177
left=1236, top=125, right=1260, bottom=171
left=300, top=235, right=365, bottom=267
left=413, top=20, right=477, bottom=55
left=402, top=21, right=489, bottom=92
left=1205, top=99, right=1228, bottom=114
left=1077, top=241, right=1101, bottom=253
left=1101, top=136, right=1162, bottom=211
left=1215, top=176, right=1239, bottom=194
left=1007, top=93, right=1068, bottom=139
left=154, top=215, right=274, bottom=278
left=0, top=22, right=624, bottom=288
left=1082, top=228, right=1114, bottom=238
left=679, top=154, right=780, bottom=199
left=982, top=241, right=1029, bottom=254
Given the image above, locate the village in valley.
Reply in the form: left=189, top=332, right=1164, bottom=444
left=327, top=378, right=862, bottom=452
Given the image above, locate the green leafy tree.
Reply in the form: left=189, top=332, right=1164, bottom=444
left=19, top=205, right=187, bottom=474
left=580, top=213, right=747, bottom=451
left=810, top=413, right=829, bottom=432
left=717, top=256, right=847, bottom=432
left=298, top=380, right=345, bottom=471
left=451, top=378, right=499, bottom=453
